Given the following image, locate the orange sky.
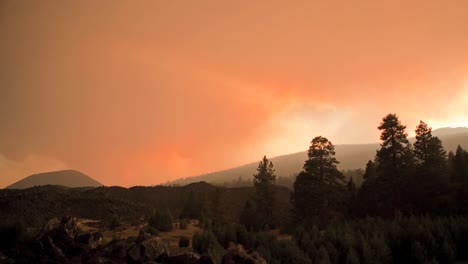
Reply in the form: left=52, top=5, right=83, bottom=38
left=1, top=0, right=468, bottom=187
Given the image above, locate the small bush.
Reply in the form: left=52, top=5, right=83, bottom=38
left=0, top=221, right=26, bottom=249
left=146, top=226, right=159, bottom=236
left=180, top=219, right=188, bottom=230
left=192, top=230, right=223, bottom=256
left=108, top=214, right=121, bottom=230
left=179, top=236, right=190, bottom=248
left=148, top=208, right=173, bottom=232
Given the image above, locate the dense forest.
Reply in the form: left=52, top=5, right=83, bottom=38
left=204, top=113, right=468, bottom=263
left=1, top=113, right=468, bottom=263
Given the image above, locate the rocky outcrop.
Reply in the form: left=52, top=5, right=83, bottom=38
left=0, top=215, right=214, bottom=263
left=222, top=243, right=266, bottom=264
left=1, top=216, right=265, bottom=263
left=76, top=232, right=103, bottom=249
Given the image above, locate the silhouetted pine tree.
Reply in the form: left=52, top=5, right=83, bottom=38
left=253, top=155, right=277, bottom=228
left=292, top=136, right=345, bottom=223
left=414, top=121, right=446, bottom=169
left=358, top=160, right=378, bottom=215
left=316, top=245, right=331, bottom=264
left=374, top=113, right=413, bottom=215
left=347, top=177, right=357, bottom=215
left=180, top=190, right=203, bottom=219
left=239, top=199, right=260, bottom=231
left=345, top=247, right=360, bottom=264
left=449, top=145, right=468, bottom=214
left=412, top=121, right=449, bottom=214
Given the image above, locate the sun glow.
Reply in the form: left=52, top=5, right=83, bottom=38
left=426, top=79, right=468, bottom=129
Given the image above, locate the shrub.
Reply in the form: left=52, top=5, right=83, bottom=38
left=239, top=200, right=260, bottom=231
left=108, top=214, right=121, bottom=230
left=179, top=236, right=190, bottom=248
left=345, top=247, right=360, bottom=264
left=438, top=241, right=455, bottom=263
left=315, top=245, right=331, bottom=264
left=148, top=208, right=173, bottom=232
left=235, top=224, right=250, bottom=248
left=272, top=240, right=312, bottom=264
left=0, top=221, right=26, bottom=249
left=146, top=226, right=159, bottom=236
left=180, top=219, right=188, bottom=230
left=192, top=230, right=224, bottom=263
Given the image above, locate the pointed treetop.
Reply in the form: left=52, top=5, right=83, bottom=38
left=253, top=155, right=276, bottom=186
left=378, top=113, right=409, bottom=146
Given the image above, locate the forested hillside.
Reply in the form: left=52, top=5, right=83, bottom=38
left=171, top=128, right=468, bottom=186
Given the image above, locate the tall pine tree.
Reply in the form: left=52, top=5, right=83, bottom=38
left=376, top=114, right=413, bottom=176
left=358, top=160, right=378, bottom=215
left=292, top=136, right=345, bottom=222
left=253, top=155, right=276, bottom=228
left=413, top=121, right=446, bottom=169
left=449, top=145, right=468, bottom=214
left=412, top=121, right=448, bottom=213
left=374, top=113, right=413, bottom=215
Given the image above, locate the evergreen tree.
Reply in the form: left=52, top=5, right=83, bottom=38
left=345, top=247, right=360, bottom=264
left=149, top=208, right=173, bottom=232
left=315, top=245, right=331, bottom=264
left=412, top=121, right=448, bottom=213
left=376, top=113, right=412, bottom=176
left=180, top=190, right=203, bottom=219
left=211, top=188, right=225, bottom=223
left=362, top=160, right=377, bottom=182
left=414, top=121, right=432, bottom=165
left=358, top=160, right=380, bottom=216
left=347, top=177, right=357, bottom=215
left=292, top=136, right=345, bottom=222
left=254, top=155, right=276, bottom=186
left=253, top=155, right=277, bottom=228
left=411, top=241, right=427, bottom=264
left=239, top=200, right=260, bottom=231
left=347, top=177, right=357, bottom=197
left=374, top=113, right=413, bottom=215
left=414, top=121, right=446, bottom=169
left=371, top=234, right=392, bottom=264
left=449, top=145, right=468, bottom=214
left=449, top=145, right=468, bottom=184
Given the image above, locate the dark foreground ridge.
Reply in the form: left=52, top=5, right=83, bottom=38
left=0, top=215, right=265, bottom=263
left=0, top=183, right=292, bottom=228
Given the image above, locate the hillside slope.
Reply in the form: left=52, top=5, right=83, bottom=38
left=6, top=169, right=102, bottom=189
left=0, top=183, right=292, bottom=228
left=171, top=128, right=468, bottom=185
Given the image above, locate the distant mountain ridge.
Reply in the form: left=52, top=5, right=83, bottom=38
left=6, top=169, right=102, bottom=189
left=170, top=127, right=468, bottom=186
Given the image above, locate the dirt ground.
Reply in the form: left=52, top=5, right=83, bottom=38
left=77, top=218, right=202, bottom=247
left=77, top=218, right=289, bottom=248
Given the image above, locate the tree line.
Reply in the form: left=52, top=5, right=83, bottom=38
left=245, top=113, right=468, bottom=228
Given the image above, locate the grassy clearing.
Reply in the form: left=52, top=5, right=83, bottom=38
left=159, top=220, right=202, bottom=248
left=78, top=218, right=202, bottom=248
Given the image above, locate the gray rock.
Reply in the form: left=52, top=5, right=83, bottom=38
left=141, top=236, right=169, bottom=261
left=222, top=243, right=266, bottom=264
